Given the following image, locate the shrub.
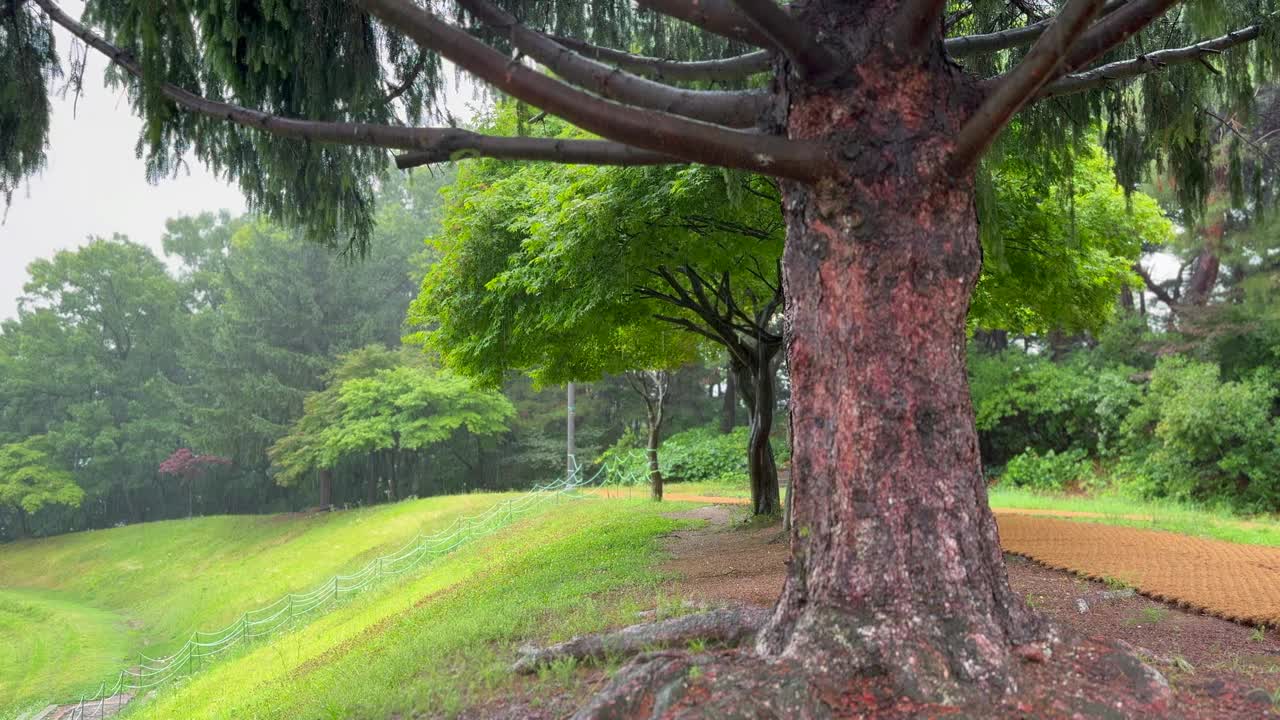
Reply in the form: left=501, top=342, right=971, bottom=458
left=659, top=426, right=748, bottom=483
left=594, top=424, right=789, bottom=486
left=1117, top=356, right=1280, bottom=509
left=969, top=349, right=1141, bottom=466
left=1000, top=448, right=1092, bottom=492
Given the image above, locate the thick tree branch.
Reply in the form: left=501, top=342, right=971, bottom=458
left=456, top=0, right=769, bottom=128
left=1040, top=24, right=1263, bottom=97
left=395, top=136, right=684, bottom=169
left=650, top=313, right=726, bottom=344
left=21, top=2, right=450, bottom=153
left=730, top=0, right=835, bottom=78
left=949, top=0, right=1106, bottom=175
left=944, top=0, right=1126, bottom=58
left=357, top=0, right=832, bottom=181
left=34, top=0, right=688, bottom=172
left=636, top=0, right=777, bottom=49
left=944, top=8, right=974, bottom=33
left=1058, top=0, right=1182, bottom=75
left=894, top=0, right=950, bottom=53
left=550, top=36, right=771, bottom=82
left=1134, top=262, right=1178, bottom=309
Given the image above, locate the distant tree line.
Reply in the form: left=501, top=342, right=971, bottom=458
left=0, top=171, right=756, bottom=539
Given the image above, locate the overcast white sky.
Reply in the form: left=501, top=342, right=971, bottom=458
left=0, top=42, right=246, bottom=321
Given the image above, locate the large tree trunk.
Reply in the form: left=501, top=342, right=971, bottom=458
left=756, top=26, right=1040, bottom=700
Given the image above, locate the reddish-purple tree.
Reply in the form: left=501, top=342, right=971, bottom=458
left=158, top=449, right=231, bottom=519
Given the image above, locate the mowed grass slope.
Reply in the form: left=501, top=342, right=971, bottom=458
left=128, top=498, right=685, bottom=720
left=0, top=492, right=527, bottom=716
left=0, top=589, right=132, bottom=713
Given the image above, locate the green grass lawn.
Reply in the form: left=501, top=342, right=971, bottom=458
left=664, top=476, right=1280, bottom=548
left=126, top=498, right=686, bottom=720
left=12, top=472, right=1280, bottom=719
left=0, top=492, right=533, bottom=717
left=0, top=589, right=133, bottom=715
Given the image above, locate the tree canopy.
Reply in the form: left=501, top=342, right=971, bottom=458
left=0, top=436, right=82, bottom=534
left=269, top=346, right=515, bottom=500
left=409, top=111, right=779, bottom=387
left=6, top=0, right=1274, bottom=239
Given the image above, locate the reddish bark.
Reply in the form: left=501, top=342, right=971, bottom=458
left=752, top=1, right=1041, bottom=701
left=1185, top=248, right=1220, bottom=307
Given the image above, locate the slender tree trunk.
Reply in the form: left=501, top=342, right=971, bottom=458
left=1118, top=285, right=1134, bottom=311
left=567, top=381, right=577, bottom=479
left=736, top=361, right=780, bottom=516
left=388, top=444, right=400, bottom=502
left=1047, top=328, right=1074, bottom=360
left=757, top=26, right=1040, bottom=700
left=365, top=454, right=377, bottom=506
left=719, top=363, right=737, bottom=433
left=646, top=411, right=663, bottom=502
left=122, top=483, right=137, bottom=523
left=973, top=328, right=1008, bottom=353
left=16, top=508, right=30, bottom=539
left=319, top=468, right=333, bottom=508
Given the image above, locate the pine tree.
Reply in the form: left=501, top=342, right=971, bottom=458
left=5, top=0, right=1279, bottom=710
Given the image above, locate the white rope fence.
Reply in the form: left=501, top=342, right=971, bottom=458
left=63, top=460, right=633, bottom=719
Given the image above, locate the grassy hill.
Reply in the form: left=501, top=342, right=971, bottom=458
left=127, top=498, right=683, bottom=719
left=0, top=492, right=558, bottom=717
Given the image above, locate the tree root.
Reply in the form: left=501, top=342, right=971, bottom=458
left=513, top=606, right=768, bottom=674
left=567, top=630, right=1189, bottom=720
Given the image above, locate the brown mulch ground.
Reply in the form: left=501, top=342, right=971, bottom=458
left=998, top=514, right=1280, bottom=627
left=662, top=504, right=1280, bottom=719
left=661, top=498, right=1280, bottom=630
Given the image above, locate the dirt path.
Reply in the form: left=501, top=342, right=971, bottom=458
left=655, top=494, right=1280, bottom=628
left=661, top=505, right=1280, bottom=718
